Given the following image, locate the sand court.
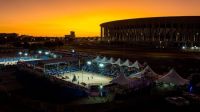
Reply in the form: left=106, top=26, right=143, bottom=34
left=55, top=71, right=113, bottom=87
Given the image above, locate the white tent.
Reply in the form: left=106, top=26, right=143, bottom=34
left=93, top=56, right=101, bottom=62
left=143, top=66, right=159, bottom=78
left=157, top=69, right=189, bottom=86
left=108, top=57, right=115, bottom=64
left=100, top=57, right=108, bottom=63
left=129, top=72, right=143, bottom=78
left=111, top=73, right=131, bottom=85
left=129, top=60, right=142, bottom=69
left=121, top=59, right=132, bottom=67
left=113, top=58, right=123, bottom=66
left=129, top=66, right=158, bottom=79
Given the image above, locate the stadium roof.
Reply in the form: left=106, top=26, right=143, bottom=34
left=101, top=16, right=200, bottom=27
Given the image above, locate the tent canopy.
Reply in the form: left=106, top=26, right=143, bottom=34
left=100, top=57, right=108, bottom=63
left=111, top=72, right=131, bottom=85
left=113, top=58, right=123, bottom=66
left=108, top=57, right=115, bottom=64
left=143, top=66, right=159, bottom=78
left=129, top=65, right=158, bottom=79
left=93, top=56, right=101, bottom=62
left=157, top=69, right=189, bottom=86
left=129, top=60, right=142, bottom=69
left=121, top=59, right=132, bottom=67
left=92, top=56, right=143, bottom=68
left=129, top=72, right=143, bottom=78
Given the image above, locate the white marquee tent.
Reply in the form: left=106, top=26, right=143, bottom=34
left=100, top=57, right=108, bottom=63
left=129, top=60, right=142, bottom=69
left=93, top=56, right=101, bottom=62
left=111, top=72, right=132, bottom=85
left=92, top=56, right=143, bottom=69
left=157, top=69, right=189, bottom=86
left=113, top=58, right=123, bottom=66
left=129, top=71, right=143, bottom=79
left=129, top=65, right=158, bottom=79
left=121, top=59, right=132, bottom=67
left=108, top=57, right=115, bottom=64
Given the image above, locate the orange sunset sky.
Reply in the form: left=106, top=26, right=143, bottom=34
left=0, top=0, right=200, bottom=37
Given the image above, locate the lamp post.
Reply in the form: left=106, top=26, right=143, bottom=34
left=99, top=63, right=104, bottom=76
left=18, top=52, right=22, bottom=56
left=45, top=51, right=49, bottom=55
left=87, top=61, right=92, bottom=66
left=99, top=84, right=103, bottom=97
left=18, top=52, right=23, bottom=59
left=99, top=63, right=104, bottom=68
left=24, top=53, right=28, bottom=57
left=87, top=61, right=92, bottom=83
left=38, top=50, right=42, bottom=54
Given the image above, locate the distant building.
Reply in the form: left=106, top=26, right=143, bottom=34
left=65, top=31, right=76, bottom=39
left=100, top=16, right=200, bottom=47
left=0, top=33, right=18, bottom=44
left=70, top=31, right=75, bottom=38
left=65, top=31, right=76, bottom=43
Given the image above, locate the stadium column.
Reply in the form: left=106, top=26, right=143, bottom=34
left=101, top=26, right=103, bottom=40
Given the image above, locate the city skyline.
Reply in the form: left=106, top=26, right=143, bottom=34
left=0, top=0, right=200, bottom=37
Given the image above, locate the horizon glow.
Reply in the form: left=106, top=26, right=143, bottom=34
left=0, top=0, right=200, bottom=37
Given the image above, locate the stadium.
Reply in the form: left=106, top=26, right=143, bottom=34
left=100, top=16, right=200, bottom=47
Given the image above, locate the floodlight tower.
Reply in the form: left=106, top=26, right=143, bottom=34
left=24, top=53, right=28, bottom=56
left=18, top=52, right=23, bottom=59
left=38, top=50, right=42, bottom=54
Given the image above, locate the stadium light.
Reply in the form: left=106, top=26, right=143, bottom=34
left=182, top=46, right=186, bottom=49
left=99, top=63, right=104, bottom=68
left=87, top=61, right=92, bottom=65
left=18, top=52, right=23, bottom=55
left=99, top=85, right=103, bottom=89
left=45, top=51, right=49, bottom=55
left=24, top=53, right=28, bottom=56
left=53, top=54, right=57, bottom=58
left=38, top=50, right=42, bottom=54
left=72, top=49, right=75, bottom=53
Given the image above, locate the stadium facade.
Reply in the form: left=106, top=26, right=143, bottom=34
left=100, top=16, right=200, bottom=45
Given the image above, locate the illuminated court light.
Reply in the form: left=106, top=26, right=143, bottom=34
left=53, top=54, right=57, bottom=58
left=24, top=53, right=28, bottom=56
left=99, top=63, right=104, bottom=68
left=87, top=61, right=92, bottom=65
left=18, top=52, right=23, bottom=55
left=191, top=47, right=195, bottom=50
left=99, top=85, right=103, bottom=89
left=194, top=46, right=198, bottom=49
left=72, top=49, right=75, bottom=53
left=38, top=50, right=42, bottom=54
left=182, top=46, right=186, bottom=49
left=45, top=51, right=49, bottom=55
